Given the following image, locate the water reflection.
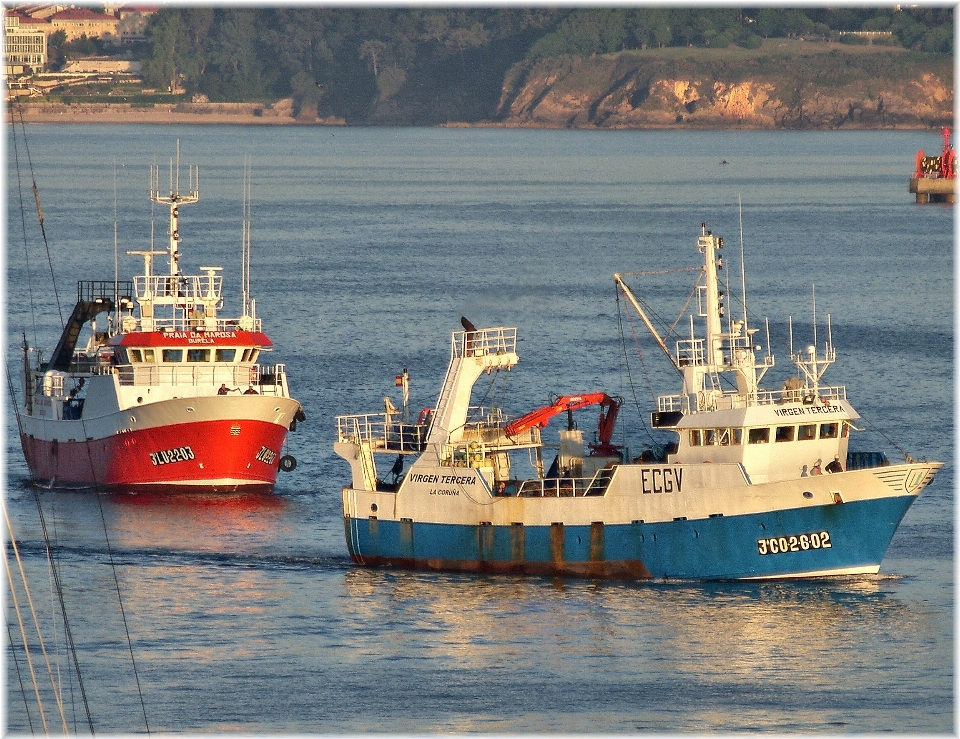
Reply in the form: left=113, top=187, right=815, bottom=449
left=6, top=480, right=296, bottom=567
left=336, top=568, right=939, bottom=731
left=101, top=487, right=289, bottom=551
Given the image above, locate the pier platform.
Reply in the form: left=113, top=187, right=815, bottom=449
left=909, top=177, right=955, bottom=203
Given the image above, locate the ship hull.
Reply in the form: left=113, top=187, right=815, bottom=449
left=343, top=494, right=917, bottom=581
left=19, top=395, right=299, bottom=490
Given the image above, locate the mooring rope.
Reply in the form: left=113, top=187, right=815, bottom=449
left=93, top=490, right=152, bottom=735
left=6, top=618, right=37, bottom=734
left=14, top=101, right=64, bottom=329
left=3, top=499, right=71, bottom=734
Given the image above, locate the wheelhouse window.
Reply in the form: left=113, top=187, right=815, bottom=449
left=187, top=348, right=211, bottom=362
left=775, top=425, right=795, bottom=442
left=748, top=428, right=770, bottom=444
left=215, top=348, right=236, bottom=362
left=143, top=348, right=156, bottom=363
left=820, top=423, right=839, bottom=439
left=712, top=428, right=743, bottom=446
left=241, top=348, right=259, bottom=363
left=798, top=424, right=816, bottom=441
left=690, top=429, right=703, bottom=446
left=162, top=349, right=183, bottom=362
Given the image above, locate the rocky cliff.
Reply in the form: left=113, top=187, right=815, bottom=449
left=490, top=46, right=953, bottom=129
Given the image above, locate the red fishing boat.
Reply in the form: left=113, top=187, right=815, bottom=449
left=17, top=150, right=304, bottom=490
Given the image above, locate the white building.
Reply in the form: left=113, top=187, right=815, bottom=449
left=4, top=14, right=47, bottom=76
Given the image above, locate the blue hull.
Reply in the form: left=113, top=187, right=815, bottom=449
left=344, top=496, right=915, bottom=580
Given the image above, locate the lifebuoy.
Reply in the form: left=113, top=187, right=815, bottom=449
left=279, top=455, right=297, bottom=472
left=418, top=407, right=433, bottom=425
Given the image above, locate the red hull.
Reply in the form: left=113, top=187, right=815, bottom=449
left=20, top=418, right=289, bottom=490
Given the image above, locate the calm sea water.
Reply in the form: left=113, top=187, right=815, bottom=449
left=5, top=125, right=953, bottom=734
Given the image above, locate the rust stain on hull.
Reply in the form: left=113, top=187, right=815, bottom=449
left=348, top=553, right=652, bottom=580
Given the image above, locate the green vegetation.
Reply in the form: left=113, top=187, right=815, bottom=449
left=45, top=7, right=940, bottom=125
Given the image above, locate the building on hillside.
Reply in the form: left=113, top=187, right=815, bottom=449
left=115, top=5, right=158, bottom=45
left=838, top=30, right=895, bottom=43
left=12, top=5, right=66, bottom=20
left=48, top=7, right=119, bottom=42
left=4, top=13, right=48, bottom=76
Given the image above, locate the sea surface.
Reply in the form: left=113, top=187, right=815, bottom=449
left=4, top=125, right=953, bottom=734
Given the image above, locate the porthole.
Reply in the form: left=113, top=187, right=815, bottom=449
left=803, top=491, right=814, bottom=499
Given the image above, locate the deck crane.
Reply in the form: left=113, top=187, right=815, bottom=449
left=504, top=392, right=623, bottom=457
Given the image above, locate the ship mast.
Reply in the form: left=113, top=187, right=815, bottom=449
left=128, top=144, right=220, bottom=332
left=789, top=286, right=836, bottom=393
left=617, top=223, right=774, bottom=411
left=150, top=141, right=199, bottom=278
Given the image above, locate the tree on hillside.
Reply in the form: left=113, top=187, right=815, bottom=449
left=143, top=11, right=182, bottom=90
left=629, top=8, right=672, bottom=49
left=45, top=30, right=68, bottom=71
left=261, top=8, right=336, bottom=116
left=751, top=8, right=814, bottom=38
left=143, top=9, right=212, bottom=93
left=444, top=22, right=491, bottom=55
left=917, top=23, right=953, bottom=53
left=360, top=39, right=387, bottom=78
left=528, top=9, right=630, bottom=58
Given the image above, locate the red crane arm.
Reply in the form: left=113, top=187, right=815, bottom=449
left=504, top=392, right=619, bottom=438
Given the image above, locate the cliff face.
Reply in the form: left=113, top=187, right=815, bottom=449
left=492, top=50, right=953, bottom=129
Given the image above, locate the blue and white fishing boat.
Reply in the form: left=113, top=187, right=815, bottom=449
left=333, top=224, right=941, bottom=580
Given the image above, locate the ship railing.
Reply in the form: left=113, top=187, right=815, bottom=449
left=40, top=371, right=66, bottom=397
left=461, top=406, right=540, bottom=444
left=658, top=384, right=848, bottom=413
left=458, top=423, right=541, bottom=450
left=78, top=279, right=135, bottom=304
left=516, top=468, right=614, bottom=498
left=676, top=334, right=768, bottom=368
left=675, top=338, right=706, bottom=367
left=451, top=326, right=517, bottom=359
left=109, top=362, right=286, bottom=395
left=119, top=315, right=264, bottom=333
left=132, top=274, right=223, bottom=304
left=252, top=364, right=287, bottom=396
left=441, top=426, right=543, bottom=466
left=62, top=355, right=112, bottom=375
left=335, top=413, right=427, bottom=453
left=464, top=405, right=507, bottom=428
